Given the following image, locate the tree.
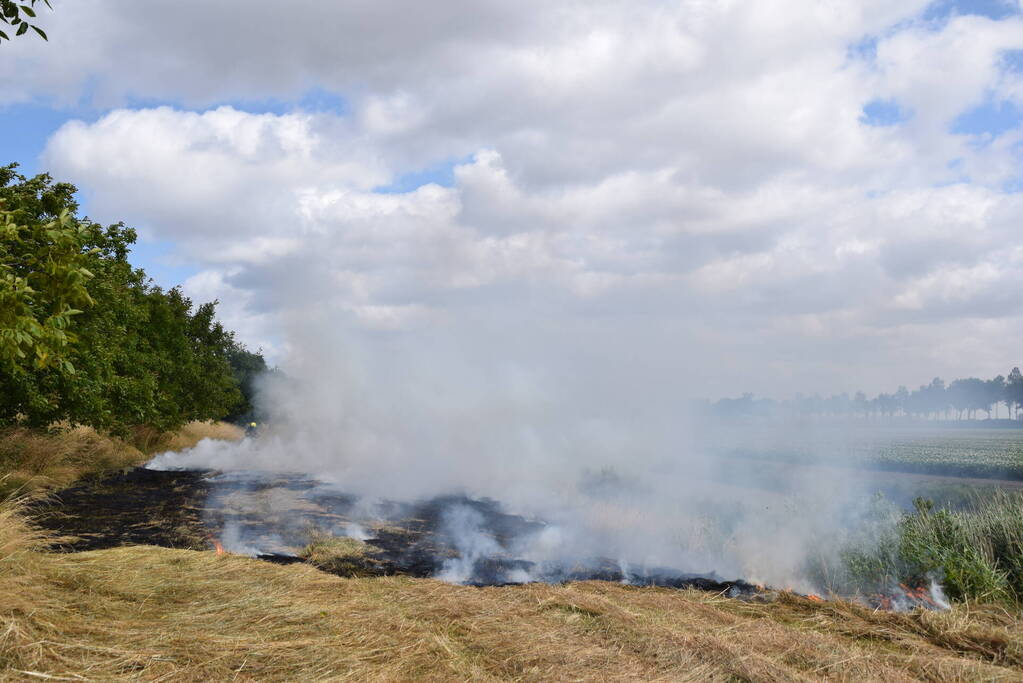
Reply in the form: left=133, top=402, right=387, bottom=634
left=0, top=164, right=95, bottom=373
left=0, top=0, right=49, bottom=43
left=853, top=391, right=868, bottom=416
left=948, top=377, right=988, bottom=420
left=987, top=375, right=1005, bottom=419
left=894, top=386, right=909, bottom=416
left=926, top=378, right=947, bottom=419
left=0, top=167, right=244, bottom=434
left=1007, top=367, right=1023, bottom=420
left=224, top=342, right=269, bottom=423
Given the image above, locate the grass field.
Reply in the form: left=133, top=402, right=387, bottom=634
left=3, top=527, right=1023, bottom=681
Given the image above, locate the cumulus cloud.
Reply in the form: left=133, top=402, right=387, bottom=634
left=7, top=0, right=1018, bottom=395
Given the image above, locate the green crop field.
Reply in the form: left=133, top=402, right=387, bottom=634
left=860, top=429, right=1023, bottom=480
left=717, top=426, right=1023, bottom=482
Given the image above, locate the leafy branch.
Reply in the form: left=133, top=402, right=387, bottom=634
left=0, top=0, right=50, bottom=44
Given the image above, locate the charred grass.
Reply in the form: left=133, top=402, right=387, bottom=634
left=0, top=421, right=241, bottom=497
left=3, top=501, right=1023, bottom=681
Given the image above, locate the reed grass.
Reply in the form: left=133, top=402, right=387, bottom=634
left=833, top=491, right=1023, bottom=606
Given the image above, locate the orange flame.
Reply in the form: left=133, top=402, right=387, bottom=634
left=213, top=538, right=225, bottom=555
left=898, top=583, right=936, bottom=607
left=807, top=594, right=823, bottom=602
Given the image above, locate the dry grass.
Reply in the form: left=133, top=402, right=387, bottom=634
left=2, top=498, right=1022, bottom=682
left=132, top=421, right=243, bottom=454
left=300, top=533, right=383, bottom=577
left=0, top=426, right=144, bottom=498
left=0, top=421, right=242, bottom=497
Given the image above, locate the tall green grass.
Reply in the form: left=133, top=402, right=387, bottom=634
left=824, top=492, right=1023, bottom=605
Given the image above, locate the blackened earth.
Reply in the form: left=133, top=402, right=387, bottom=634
left=32, top=467, right=759, bottom=598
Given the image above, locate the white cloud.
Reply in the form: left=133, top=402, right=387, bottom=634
left=13, top=0, right=1021, bottom=394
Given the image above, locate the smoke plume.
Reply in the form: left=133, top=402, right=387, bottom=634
left=149, top=310, right=893, bottom=594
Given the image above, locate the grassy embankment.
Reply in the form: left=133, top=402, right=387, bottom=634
left=2, top=503, right=1023, bottom=682
left=0, top=421, right=241, bottom=498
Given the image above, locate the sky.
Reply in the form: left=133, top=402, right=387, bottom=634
left=2, top=0, right=1023, bottom=399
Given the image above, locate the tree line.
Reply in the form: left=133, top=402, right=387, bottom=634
left=705, top=370, right=1023, bottom=421
left=0, top=164, right=266, bottom=435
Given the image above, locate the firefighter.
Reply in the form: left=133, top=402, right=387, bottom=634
left=245, top=421, right=258, bottom=437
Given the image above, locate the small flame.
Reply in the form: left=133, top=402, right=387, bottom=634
left=867, top=581, right=947, bottom=611
left=899, top=583, right=936, bottom=607
left=212, top=538, right=225, bottom=555
left=807, top=594, right=823, bottom=602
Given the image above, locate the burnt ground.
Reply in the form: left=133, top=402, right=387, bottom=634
left=31, top=467, right=759, bottom=598
left=31, top=468, right=213, bottom=551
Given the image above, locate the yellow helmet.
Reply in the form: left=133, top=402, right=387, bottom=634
left=249, top=422, right=257, bottom=428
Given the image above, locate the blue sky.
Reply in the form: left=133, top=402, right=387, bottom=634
left=923, top=0, right=1021, bottom=21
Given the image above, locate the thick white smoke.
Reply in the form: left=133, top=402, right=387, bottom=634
left=149, top=310, right=886, bottom=593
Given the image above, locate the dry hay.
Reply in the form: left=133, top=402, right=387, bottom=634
left=2, top=496, right=1022, bottom=683
left=300, top=533, right=384, bottom=577
left=131, top=421, right=243, bottom=455
left=0, top=426, right=144, bottom=497
left=0, top=422, right=242, bottom=497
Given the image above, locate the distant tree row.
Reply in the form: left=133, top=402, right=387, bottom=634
left=705, top=370, right=1023, bottom=422
left=0, top=164, right=266, bottom=435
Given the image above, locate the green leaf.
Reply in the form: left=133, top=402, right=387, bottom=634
left=15, top=20, right=27, bottom=35
left=19, top=4, right=34, bottom=17
left=0, top=30, right=8, bottom=40
left=30, top=24, right=43, bottom=39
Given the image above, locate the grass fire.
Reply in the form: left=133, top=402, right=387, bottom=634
left=6, top=2, right=1023, bottom=680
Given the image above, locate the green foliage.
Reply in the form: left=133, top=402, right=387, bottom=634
left=827, top=492, right=1023, bottom=606
left=0, top=165, right=248, bottom=434
left=0, top=0, right=49, bottom=43
left=0, top=164, right=93, bottom=372
left=224, top=342, right=268, bottom=424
